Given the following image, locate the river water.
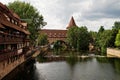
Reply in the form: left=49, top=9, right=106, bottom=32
left=3, top=57, right=120, bottom=80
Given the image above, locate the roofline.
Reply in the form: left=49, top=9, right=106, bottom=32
left=41, top=29, right=67, bottom=31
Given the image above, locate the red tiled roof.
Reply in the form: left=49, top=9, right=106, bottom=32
left=0, top=2, right=20, bottom=22
left=40, top=29, right=67, bottom=38
left=66, top=16, right=77, bottom=29
left=0, top=2, right=30, bottom=35
left=40, top=17, right=78, bottom=38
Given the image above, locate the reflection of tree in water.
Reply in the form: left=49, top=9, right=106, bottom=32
left=111, top=58, right=120, bottom=73
left=66, top=52, right=92, bottom=66
left=97, top=57, right=120, bottom=73
left=66, top=53, right=93, bottom=80
left=96, top=57, right=109, bottom=63
left=66, top=52, right=78, bottom=67
left=37, top=55, right=47, bottom=63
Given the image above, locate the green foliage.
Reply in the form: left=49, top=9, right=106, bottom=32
left=101, top=46, right=106, bottom=55
left=98, top=26, right=104, bottom=33
left=67, top=27, right=78, bottom=49
left=67, top=26, right=90, bottom=51
left=96, top=30, right=115, bottom=55
left=115, top=30, right=120, bottom=48
left=52, top=40, right=67, bottom=55
left=8, top=1, right=46, bottom=46
left=89, top=31, right=97, bottom=44
left=37, top=33, right=48, bottom=46
left=53, top=40, right=64, bottom=55
left=99, top=30, right=113, bottom=47
left=112, top=21, right=120, bottom=30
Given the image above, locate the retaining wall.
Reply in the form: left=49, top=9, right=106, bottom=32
left=107, top=48, right=120, bottom=57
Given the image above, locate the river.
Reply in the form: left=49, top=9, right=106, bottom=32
left=3, top=57, right=120, bottom=80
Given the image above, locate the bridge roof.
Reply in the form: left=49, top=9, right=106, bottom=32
left=40, top=16, right=78, bottom=39
left=40, top=29, right=67, bottom=38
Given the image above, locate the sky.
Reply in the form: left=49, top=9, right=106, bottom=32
left=1, top=0, right=120, bottom=31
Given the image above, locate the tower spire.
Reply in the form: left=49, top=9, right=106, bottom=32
left=66, top=16, right=77, bottom=29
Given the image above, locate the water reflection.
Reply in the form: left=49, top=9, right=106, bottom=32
left=96, top=57, right=120, bottom=73
left=111, top=58, right=120, bottom=73
left=4, top=57, right=120, bottom=80
left=36, top=57, right=120, bottom=80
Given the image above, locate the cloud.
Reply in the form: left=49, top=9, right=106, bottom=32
left=82, top=0, right=120, bottom=20
left=1, top=0, right=120, bottom=31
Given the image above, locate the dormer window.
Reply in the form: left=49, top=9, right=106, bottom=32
left=7, top=17, right=10, bottom=21
left=12, top=19, right=14, bottom=23
left=15, top=21, right=17, bottom=25
left=20, top=25, right=22, bottom=28
left=4, top=14, right=10, bottom=21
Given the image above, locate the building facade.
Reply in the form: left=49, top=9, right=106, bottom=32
left=0, top=2, right=30, bottom=73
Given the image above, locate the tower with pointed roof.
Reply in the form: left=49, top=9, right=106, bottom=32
left=66, top=16, right=77, bottom=29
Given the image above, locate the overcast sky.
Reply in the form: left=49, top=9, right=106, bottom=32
left=1, top=0, right=120, bottom=31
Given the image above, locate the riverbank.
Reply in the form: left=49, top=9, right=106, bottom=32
left=40, top=54, right=117, bottom=61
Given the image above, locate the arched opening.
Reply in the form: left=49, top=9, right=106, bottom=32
left=49, top=40, right=69, bottom=55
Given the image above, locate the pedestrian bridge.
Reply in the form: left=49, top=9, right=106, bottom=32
left=39, top=16, right=77, bottom=44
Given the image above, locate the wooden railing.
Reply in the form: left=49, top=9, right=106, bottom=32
left=0, top=50, right=18, bottom=62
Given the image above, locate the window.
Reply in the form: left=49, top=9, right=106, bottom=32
left=12, top=19, right=14, bottom=23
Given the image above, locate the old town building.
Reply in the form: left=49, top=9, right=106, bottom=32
left=0, top=2, right=30, bottom=71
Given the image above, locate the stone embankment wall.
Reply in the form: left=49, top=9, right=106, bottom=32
left=0, top=55, right=25, bottom=80
left=0, top=49, right=41, bottom=80
left=107, top=48, right=120, bottom=57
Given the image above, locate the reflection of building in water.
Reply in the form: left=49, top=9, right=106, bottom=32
left=40, top=16, right=77, bottom=43
left=0, top=2, right=30, bottom=79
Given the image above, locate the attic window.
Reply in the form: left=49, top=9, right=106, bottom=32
left=12, top=19, right=14, bottom=23
left=4, top=14, right=10, bottom=21
left=7, top=17, right=10, bottom=21
left=15, top=21, right=17, bottom=25
left=20, top=25, right=22, bottom=28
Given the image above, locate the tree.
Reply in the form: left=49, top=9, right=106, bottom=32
left=89, top=31, right=97, bottom=44
left=53, top=40, right=63, bottom=55
left=115, top=30, right=120, bottom=48
left=95, top=26, right=105, bottom=48
left=96, top=30, right=115, bottom=55
left=112, top=21, right=120, bottom=30
left=67, top=26, right=90, bottom=51
left=77, top=27, right=90, bottom=51
left=67, top=27, right=78, bottom=50
left=98, top=26, right=104, bottom=33
left=37, top=33, right=48, bottom=46
left=8, top=1, right=46, bottom=46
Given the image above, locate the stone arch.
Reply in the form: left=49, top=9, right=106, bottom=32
left=49, top=40, right=69, bottom=50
